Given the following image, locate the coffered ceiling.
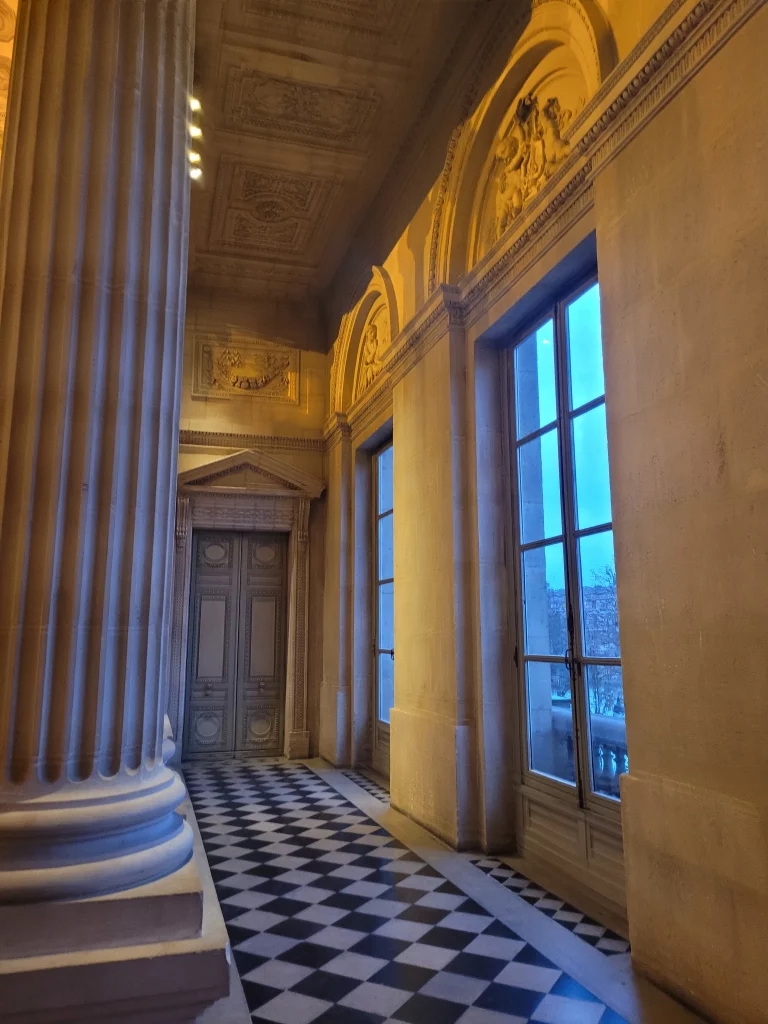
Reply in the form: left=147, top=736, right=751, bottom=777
left=190, top=0, right=484, bottom=311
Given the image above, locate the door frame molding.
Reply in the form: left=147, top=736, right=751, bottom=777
left=167, top=449, right=324, bottom=762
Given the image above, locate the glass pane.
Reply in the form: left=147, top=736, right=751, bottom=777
left=378, top=652, right=394, bottom=724
left=378, top=513, right=393, bottom=581
left=515, top=320, right=556, bottom=439
left=572, top=403, right=612, bottom=530
left=378, top=581, right=394, bottom=651
left=579, top=530, right=620, bottom=658
left=522, top=544, right=567, bottom=657
left=518, top=429, right=562, bottom=544
left=586, top=665, right=627, bottom=799
left=567, top=283, right=605, bottom=410
left=377, top=446, right=393, bottom=514
left=526, top=661, right=575, bottom=784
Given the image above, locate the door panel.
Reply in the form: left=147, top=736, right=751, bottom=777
left=237, top=534, right=287, bottom=756
left=183, top=533, right=240, bottom=756
left=184, top=531, right=288, bottom=758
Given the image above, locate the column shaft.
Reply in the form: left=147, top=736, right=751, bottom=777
left=0, top=0, right=195, bottom=901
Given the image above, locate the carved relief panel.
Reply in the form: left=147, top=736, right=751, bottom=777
left=353, top=300, right=390, bottom=402
left=184, top=531, right=288, bottom=758
left=192, top=332, right=299, bottom=403
left=474, top=75, right=586, bottom=263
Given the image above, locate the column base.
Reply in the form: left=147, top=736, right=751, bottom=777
left=0, top=800, right=229, bottom=1023
left=0, top=764, right=193, bottom=902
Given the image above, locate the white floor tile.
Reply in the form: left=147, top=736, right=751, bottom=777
left=529, top=994, right=607, bottom=1024
left=394, top=942, right=459, bottom=971
left=323, top=951, right=389, bottom=980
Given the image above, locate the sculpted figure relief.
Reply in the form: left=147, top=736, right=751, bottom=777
left=493, top=94, right=572, bottom=241
left=356, top=315, right=390, bottom=399
left=361, top=322, right=383, bottom=389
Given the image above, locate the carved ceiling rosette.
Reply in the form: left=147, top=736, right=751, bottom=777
left=208, top=157, right=341, bottom=262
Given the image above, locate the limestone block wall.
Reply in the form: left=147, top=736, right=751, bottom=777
left=390, top=329, right=478, bottom=848
left=596, top=9, right=768, bottom=1022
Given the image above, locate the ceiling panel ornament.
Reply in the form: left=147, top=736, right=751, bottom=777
left=224, top=66, right=380, bottom=150
left=192, top=333, right=300, bottom=403
left=208, top=158, right=341, bottom=260
left=235, top=0, right=415, bottom=45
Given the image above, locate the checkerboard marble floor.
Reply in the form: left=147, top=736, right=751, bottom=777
left=186, top=761, right=629, bottom=1024
left=465, top=858, right=630, bottom=957
left=341, top=770, right=391, bottom=803
left=337, top=769, right=628, bottom=960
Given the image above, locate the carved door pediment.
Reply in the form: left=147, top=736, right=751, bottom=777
left=178, top=448, right=324, bottom=498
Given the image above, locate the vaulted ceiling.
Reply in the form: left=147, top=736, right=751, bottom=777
left=189, top=0, right=484, bottom=315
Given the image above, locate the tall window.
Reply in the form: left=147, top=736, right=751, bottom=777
left=510, top=280, right=627, bottom=802
left=374, top=442, right=394, bottom=725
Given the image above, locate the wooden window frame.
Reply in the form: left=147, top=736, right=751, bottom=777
left=504, top=273, right=625, bottom=823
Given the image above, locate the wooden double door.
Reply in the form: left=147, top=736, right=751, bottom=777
left=183, top=531, right=288, bottom=758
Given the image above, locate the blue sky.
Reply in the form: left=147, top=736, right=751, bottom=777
left=518, top=284, right=616, bottom=592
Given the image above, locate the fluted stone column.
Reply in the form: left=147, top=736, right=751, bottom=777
left=0, top=0, right=195, bottom=903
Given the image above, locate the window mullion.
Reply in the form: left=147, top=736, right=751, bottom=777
left=554, top=297, right=589, bottom=809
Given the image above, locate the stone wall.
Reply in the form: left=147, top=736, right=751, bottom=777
left=596, top=9, right=768, bottom=1021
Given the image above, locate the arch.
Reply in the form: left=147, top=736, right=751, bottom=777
left=429, top=0, right=615, bottom=289
left=329, top=264, right=400, bottom=416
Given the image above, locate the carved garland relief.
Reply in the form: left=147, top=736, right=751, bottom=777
left=193, top=333, right=300, bottom=403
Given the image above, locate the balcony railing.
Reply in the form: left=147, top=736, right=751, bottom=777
left=548, top=705, right=628, bottom=799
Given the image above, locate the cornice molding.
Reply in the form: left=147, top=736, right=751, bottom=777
left=384, top=286, right=465, bottom=388
left=179, top=430, right=325, bottom=453
left=463, top=166, right=594, bottom=319
left=583, top=0, right=758, bottom=171
left=323, top=412, right=352, bottom=450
